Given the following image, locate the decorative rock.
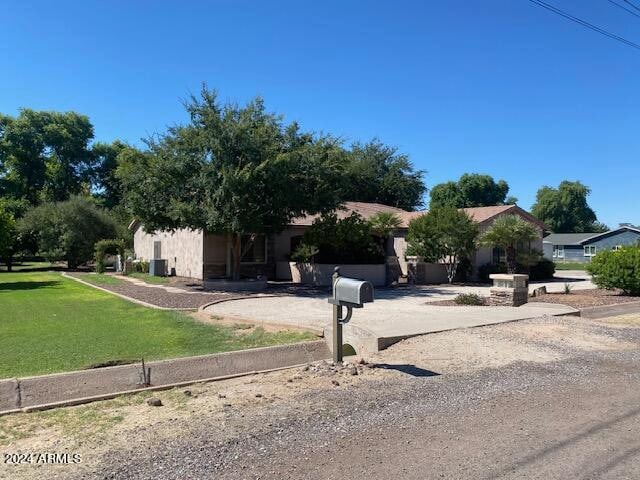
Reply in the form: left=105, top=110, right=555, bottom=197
left=146, top=397, right=162, bottom=407
left=348, top=367, right=358, bottom=376
left=532, top=286, right=547, bottom=297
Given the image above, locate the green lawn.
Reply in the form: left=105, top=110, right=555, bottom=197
left=0, top=271, right=315, bottom=379
left=0, top=261, right=53, bottom=272
left=554, top=262, right=590, bottom=271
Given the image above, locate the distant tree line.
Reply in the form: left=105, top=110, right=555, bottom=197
left=0, top=90, right=426, bottom=272
left=0, top=87, right=612, bottom=273
left=429, top=174, right=608, bottom=234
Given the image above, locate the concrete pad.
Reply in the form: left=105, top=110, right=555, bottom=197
left=204, top=293, right=579, bottom=354
left=580, top=301, right=640, bottom=319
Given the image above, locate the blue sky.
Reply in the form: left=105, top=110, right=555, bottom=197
left=1, top=0, right=638, bottom=227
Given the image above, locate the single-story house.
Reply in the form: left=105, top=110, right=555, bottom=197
left=543, top=226, right=640, bottom=263
left=130, top=202, right=545, bottom=283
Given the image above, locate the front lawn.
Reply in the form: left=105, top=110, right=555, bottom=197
left=0, top=261, right=53, bottom=272
left=554, top=262, right=590, bottom=271
left=0, top=271, right=315, bottom=379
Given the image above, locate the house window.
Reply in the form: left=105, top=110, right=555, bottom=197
left=584, top=245, right=597, bottom=257
left=290, top=235, right=303, bottom=255
left=553, top=246, right=564, bottom=259
left=492, top=247, right=506, bottom=264
left=153, top=241, right=162, bottom=259
left=241, top=235, right=267, bottom=263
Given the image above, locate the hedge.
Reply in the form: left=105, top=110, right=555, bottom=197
left=587, top=247, right=640, bottom=295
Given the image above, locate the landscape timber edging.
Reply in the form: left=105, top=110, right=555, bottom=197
left=0, top=340, right=330, bottom=416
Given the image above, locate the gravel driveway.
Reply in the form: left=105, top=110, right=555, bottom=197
left=40, top=320, right=640, bottom=480
left=5, top=315, right=640, bottom=480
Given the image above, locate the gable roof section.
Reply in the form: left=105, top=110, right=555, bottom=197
left=290, top=202, right=546, bottom=230
left=544, top=226, right=640, bottom=246
left=288, top=201, right=409, bottom=227
left=581, top=226, right=640, bottom=244
left=543, top=232, right=596, bottom=246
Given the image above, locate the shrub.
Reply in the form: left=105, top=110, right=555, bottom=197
left=132, top=260, right=150, bottom=273
left=478, top=258, right=555, bottom=283
left=478, top=262, right=507, bottom=283
left=301, top=212, right=384, bottom=264
left=587, top=247, right=640, bottom=295
left=290, top=243, right=319, bottom=263
left=454, top=293, right=485, bottom=306
left=529, top=259, right=556, bottom=281
left=94, top=239, right=126, bottom=274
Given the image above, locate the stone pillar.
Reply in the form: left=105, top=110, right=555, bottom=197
left=489, top=274, right=529, bottom=307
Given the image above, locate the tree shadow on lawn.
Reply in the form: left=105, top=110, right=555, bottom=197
left=0, top=280, right=61, bottom=291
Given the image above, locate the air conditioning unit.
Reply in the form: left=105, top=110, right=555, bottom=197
left=149, top=259, right=167, bottom=277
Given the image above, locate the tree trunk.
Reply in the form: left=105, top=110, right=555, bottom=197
left=506, top=246, right=517, bottom=274
left=5, top=255, right=12, bottom=272
left=446, top=258, right=457, bottom=284
left=232, top=234, right=242, bottom=281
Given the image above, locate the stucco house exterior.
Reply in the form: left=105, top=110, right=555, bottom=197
left=130, top=202, right=545, bottom=283
left=543, top=226, right=640, bottom=263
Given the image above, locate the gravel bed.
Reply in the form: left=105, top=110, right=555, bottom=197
left=67, top=273, right=331, bottom=309
left=80, top=349, right=640, bottom=480
left=66, top=272, right=241, bottom=309
left=530, top=288, right=640, bottom=308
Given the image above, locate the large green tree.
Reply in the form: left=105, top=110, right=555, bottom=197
left=0, top=203, right=16, bottom=270
left=0, top=109, right=95, bottom=205
left=343, top=140, right=425, bottom=211
left=90, top=140, right=132, bottom=209
left=19, top=196, right=118, bottom=268
left=531, top=181, right=605, bottom=233
left=429, top=173, right=515, bottom=209
left=118, top=87, right=346, bottom=280
left=406, top=207, right=479, bottom=283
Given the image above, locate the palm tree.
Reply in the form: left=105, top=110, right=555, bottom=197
left=369, top=212, right=402, bottom=238
left=369, top=212, right=402, bottom=256
left=479, top=215, right=538, bottom=274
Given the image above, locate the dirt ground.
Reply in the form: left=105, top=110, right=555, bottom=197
left=529, top=288, right=640, bottom=308
left=1, top=314, right=639, bottom=480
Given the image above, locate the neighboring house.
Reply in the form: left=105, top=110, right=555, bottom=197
left=130, top=202, right=545, bottom=282
left=543, top=226, right=640, bottom=263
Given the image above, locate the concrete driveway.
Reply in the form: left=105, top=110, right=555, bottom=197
left=203, top=274, right=581, bottom=352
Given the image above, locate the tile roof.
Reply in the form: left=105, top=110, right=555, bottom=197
left=289, top=201, right=410, bottom=226
left=289, top=202, right=546, bottom=229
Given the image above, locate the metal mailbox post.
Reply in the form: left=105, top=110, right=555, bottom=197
left=328, top=267, right=374, bottom=363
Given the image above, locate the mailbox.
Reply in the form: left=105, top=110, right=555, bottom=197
left=331, top=277, right=374, bottom=307
left=327, top=267, right=375, bottom=363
